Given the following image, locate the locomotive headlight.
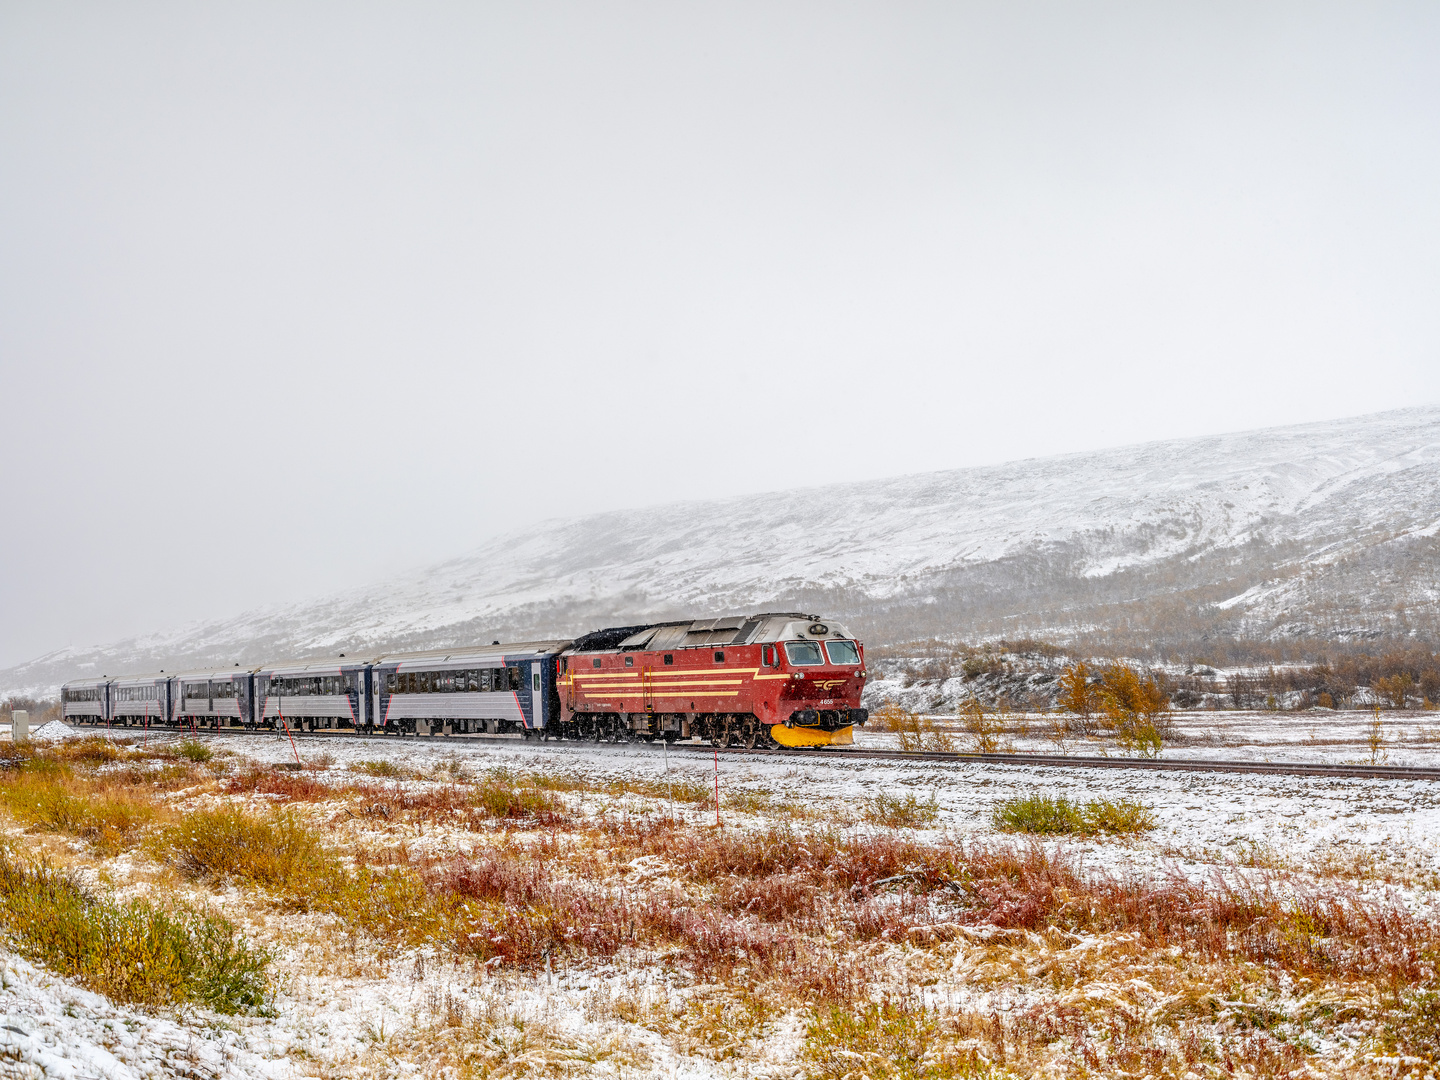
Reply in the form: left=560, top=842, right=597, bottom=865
left=791, top=672, right=802, bottom=680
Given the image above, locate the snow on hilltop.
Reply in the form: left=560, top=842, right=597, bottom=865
left=5, top=405, right=1439, bottom=695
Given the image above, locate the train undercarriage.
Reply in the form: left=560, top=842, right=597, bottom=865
left=72, top=710, right=857, bottom=748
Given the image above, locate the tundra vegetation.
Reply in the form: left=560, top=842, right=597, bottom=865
left=0, top=733, right=1436, bottom=1078
left=868, top=641, right=1440, bottom=714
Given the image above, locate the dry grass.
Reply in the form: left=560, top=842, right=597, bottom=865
left=1, top=737, right=1435, bottom=1077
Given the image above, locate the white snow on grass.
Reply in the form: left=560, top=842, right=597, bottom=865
left=6, top=720, right=1440, bottom=1077
left=0, top=952, right=294, bottom=1080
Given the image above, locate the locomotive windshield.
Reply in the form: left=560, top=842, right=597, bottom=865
left=824, top=640, right=860, bottom=665
left=784, top=641, right=824, bottom=665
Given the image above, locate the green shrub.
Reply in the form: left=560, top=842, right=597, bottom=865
left=0, top=854, right=270, bottom=1012
left=864, top=791, right=941, bottom=829
left=1082, top=798, right=1157, bottom=834
left=172, top=739, right=214, bottom=763
left=353, top=759, right=405, bottom=778
left=990, top=794, right=1155, bottom=835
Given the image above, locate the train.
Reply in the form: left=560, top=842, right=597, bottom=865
left=60, top=612, right=869, bottom=749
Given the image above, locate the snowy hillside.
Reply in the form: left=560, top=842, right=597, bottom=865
left=6, top=406, right=1439, bottom=696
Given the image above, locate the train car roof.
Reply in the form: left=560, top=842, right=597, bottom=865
left=370, top=640, right=573, bottom=667
left=254, top=655, right=376, bottom=677
left=167, top=666, right=263, bottom=680
left=106, top=671, right=175, bottom=685
left=60, top=675, right=113, bottom=688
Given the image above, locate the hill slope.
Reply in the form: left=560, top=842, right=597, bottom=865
left=6, top=406, right=1439, bottom=695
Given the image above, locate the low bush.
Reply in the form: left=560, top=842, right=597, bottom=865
left=352, top=759, right=405, bottom=778
left=990, top=794, right=1155, bottom=835
left=159, top=807, right=331, bottom=888
left=864, top=790, right=940, bottom=829
left=0, top=853, right=270, bottom=1012
left=171, top=739, right=214, bottom=763
left=472, top=770, right=567, bottom=823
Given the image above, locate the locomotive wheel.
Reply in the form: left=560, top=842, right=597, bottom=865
left=741, top=720, right=760, bottom=750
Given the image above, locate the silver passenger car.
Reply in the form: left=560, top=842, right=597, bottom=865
left=255, top=656, right=374, bottom=731
left=369, top=641, right=569, bottom=736
left=109, top=672, right=171, bottom=728
left=61, top=677, right=109, bottom=725
left=173, top=666, right=258, bottom=729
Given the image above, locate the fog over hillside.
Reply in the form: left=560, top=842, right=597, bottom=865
left=6, top=406, right=1438, bottom=696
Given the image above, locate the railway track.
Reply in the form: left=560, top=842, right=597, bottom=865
left=88, top=723, right=1440, bottom=782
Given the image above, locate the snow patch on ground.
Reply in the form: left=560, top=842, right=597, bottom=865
left=0, top=952, right=294, bottom=1079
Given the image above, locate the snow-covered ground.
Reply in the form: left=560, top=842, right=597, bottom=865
left=0, top=952, right=293, bottom=1080
left=5, top=720, right=1440, bottom=1078
left=870, top=706, right=1440, bottom=766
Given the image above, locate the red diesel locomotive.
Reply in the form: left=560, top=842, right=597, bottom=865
left=556, top=612, right=868, bottom=748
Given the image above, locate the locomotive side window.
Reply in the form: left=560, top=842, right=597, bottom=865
left=663, top=654, right=674, bottom=665
left=824, top=640, right=860, bottom=665
left=713, top=651, right=725, bottom=663
left=625, top=656, right=634, bottom=667
left=784, top=641, right=824, bottom=666
left=762, top=645, right=776, bottom=667
left=593, top=658, right=602, bottom=668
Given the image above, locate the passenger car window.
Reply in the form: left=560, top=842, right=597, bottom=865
left=824, top=640, right=860, bottom=666
left=784, top=641, right=824, bottom=666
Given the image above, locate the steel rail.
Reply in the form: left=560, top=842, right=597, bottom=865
left=79, top=722, right=1440, bottom=782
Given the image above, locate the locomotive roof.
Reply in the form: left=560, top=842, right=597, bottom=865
left=569, top=613, right=853, bottom=653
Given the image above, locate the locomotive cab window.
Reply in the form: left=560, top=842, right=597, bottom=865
left=784, top=641, right=824, bottom=666
left=824, top=640, right=860, bottom=666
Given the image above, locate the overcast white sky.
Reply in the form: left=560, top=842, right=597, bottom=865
left=2, top=1, right=1438, bottom=668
